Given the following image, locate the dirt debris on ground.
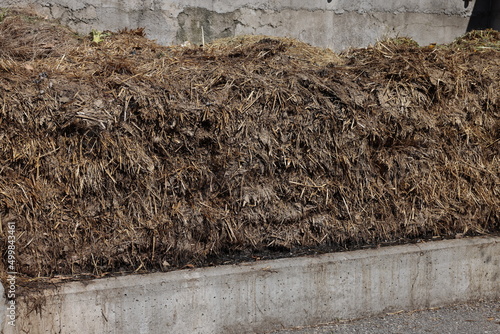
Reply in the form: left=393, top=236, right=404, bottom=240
left=266, top=299, right=500, bottom=334
left=0, top=10, right=498, bottom=284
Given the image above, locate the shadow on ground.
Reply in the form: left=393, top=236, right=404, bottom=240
left=467, top=0, right=500, bottom=31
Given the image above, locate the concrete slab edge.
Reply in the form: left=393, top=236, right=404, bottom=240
left=2, top=236, right=499, bottom=333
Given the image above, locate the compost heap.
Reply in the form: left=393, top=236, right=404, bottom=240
left=0, top=12, right=499, bottom=281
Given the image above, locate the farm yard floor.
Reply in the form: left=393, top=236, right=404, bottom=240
left=266, top=299, right=500, bottom=334
left=0, top=9, right=499, bottom=286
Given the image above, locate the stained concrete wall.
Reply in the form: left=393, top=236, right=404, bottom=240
left=3, top=237, right=499, bottom=334
left=0, top=0, right=486, bottom=51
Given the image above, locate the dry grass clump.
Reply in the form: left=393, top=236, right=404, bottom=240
left=0, top=8, right=79, bottom=61
left=450, top=29, right=500, bottom=51
left=207, top=34, right=344, bottom=66
left=0, top=11, right=498, bottom=282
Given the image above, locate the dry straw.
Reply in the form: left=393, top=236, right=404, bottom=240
left=0, top=11, right=498, bottom=283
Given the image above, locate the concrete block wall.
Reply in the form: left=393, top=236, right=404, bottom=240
left=0, top=0, right=490, bottom=51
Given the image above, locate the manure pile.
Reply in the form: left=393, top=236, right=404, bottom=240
left=0, top=11, right=499, bottom=281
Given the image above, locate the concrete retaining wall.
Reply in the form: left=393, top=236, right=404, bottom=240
left=0, top=0, right=489, bottom=51
left=3, top=236, right=499, bottom=334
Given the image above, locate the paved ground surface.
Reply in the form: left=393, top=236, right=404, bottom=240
left=265, top=299, right=500, bottom=334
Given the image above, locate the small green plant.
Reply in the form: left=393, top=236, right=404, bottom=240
left=0, top=8, right=8, bottom=23
left=91, top=29, right=111, bottom=43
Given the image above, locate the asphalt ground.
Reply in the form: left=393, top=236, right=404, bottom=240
left=265, top=299, right=500, bottom=334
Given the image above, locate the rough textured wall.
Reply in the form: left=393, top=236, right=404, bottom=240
left=0, top=1, right=483, bottom=51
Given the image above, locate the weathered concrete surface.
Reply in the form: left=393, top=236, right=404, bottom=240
left=0, top=0, right=483, bottom=51
left=2, top=236, right=499, bottom=334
